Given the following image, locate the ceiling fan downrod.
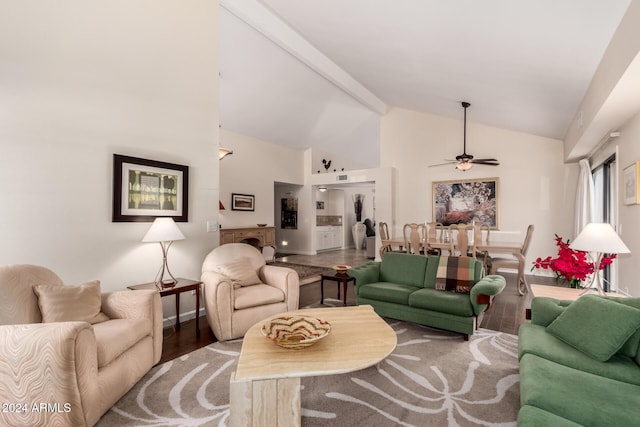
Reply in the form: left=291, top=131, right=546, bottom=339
left=457, top=101, right=472, bottom=162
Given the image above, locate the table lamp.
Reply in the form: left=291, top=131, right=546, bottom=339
left=142, top=217, right=185, bottom=287
left=570, top=223, right=630, bottom=295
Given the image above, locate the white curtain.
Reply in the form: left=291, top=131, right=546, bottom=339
left=574, top=159, right=595, bottom=238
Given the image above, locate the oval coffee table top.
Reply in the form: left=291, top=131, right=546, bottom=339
left=235, top=305, right=397, bottom=381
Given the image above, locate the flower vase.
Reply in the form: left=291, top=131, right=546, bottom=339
left=569, top=279, right=581, bottom=289
left=352, top=222, right=366, bottom=250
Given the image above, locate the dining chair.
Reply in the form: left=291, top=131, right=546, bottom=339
left=379, top=221, right=392, bottom=256
left=379, top=221, right=390, bottom=241
left=472, top=223, right=492, bottom=270
left=425, top=222, right=453, bottom=255
left=450, top=224, right=475, bottom=258
left=490, top=224, right=534, bottom=295
left=403, top=223, right=426, bottom=255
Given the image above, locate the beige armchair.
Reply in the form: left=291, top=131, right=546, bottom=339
left=201, top=243, right=299, bottom=341
left=0, top=264, right=162, bottom=427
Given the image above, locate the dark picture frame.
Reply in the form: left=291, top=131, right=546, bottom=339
left=281, top=198, right=298, bottom=229
left=231, top=193, right=255, bottom=211
left=623, top=161, right=640, bottom=205
left=432, top=177, right=500, bottom=229
left=112, top=154, right=189, bottom=222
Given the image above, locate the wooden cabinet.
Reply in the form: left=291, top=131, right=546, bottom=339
left=220, top=226, right=276, bottom=248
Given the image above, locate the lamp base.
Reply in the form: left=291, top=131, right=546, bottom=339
left=159, top=280, right=176, bottom=289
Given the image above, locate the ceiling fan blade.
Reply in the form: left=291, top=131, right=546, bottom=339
left=428, top=161, right=457, bottom=167
left=472, top=160, right=500, bottom=166
left=472, top=158, right=498, bottom=162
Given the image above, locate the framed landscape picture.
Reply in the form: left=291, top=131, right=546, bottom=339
left=112, top=154, right=188, bottom=222
left=231, top=193, right=255, bottom=211
left=623, top=162, right=640, bottom=205
left=432, top=177, right=499, bottom=229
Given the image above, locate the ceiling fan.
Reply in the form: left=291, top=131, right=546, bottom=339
left=429, top=101, right=499, bottom=171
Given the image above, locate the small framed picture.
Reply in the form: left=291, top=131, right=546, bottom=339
left=316, top=201, right=325, bottom=209
left=623, top=162, right=640, bottom=205
left=231, top=193, right=255, bottom=211
left=112, top=154, right=188, bottom=222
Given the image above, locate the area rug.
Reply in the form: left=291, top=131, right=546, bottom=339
left=268, top=261, right=334, bottom=285
left=97, top=319, right=519, bottom=426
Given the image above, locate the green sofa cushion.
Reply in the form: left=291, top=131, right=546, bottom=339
left=520, top=353, right=640, bottom=426
left=518, top=323, right=640, bottom=386
left=611, top=297, right=640, bottom=359
left=358, top=282, right=420, bottom=305
left=547, top=294, right=640, bottom=362
left=380, top=253, right=428, bottom=287
left=530, top=297, right=572, bottom=327
left=517, top=405, right=583, bottom=427
left=408, top=288, right=474, bottom=317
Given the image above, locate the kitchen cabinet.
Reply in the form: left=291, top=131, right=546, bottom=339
left=316, top=226, right=342, bottom=251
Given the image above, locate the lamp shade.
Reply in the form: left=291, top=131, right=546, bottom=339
left=142, top=218, right=185, bottom=242
left=570, top=223, right=630, bottom=254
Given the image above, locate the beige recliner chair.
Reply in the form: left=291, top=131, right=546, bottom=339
left=0, top=264, right=162, bottom=427
left=201, top=243, right=299, bottom=341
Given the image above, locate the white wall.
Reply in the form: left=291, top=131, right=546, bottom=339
left=0, top=1, right=219, bottom=320
left=316, top=189, right=344, bottom=217
left=380, top=107, right=579, bottom=272
left=219, top=128, right=304, bottom=227
left=616, top=111, right=640, bottom=296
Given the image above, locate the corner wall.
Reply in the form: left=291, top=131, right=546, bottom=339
left=218, top=128, right=305, bottom=228
left=0, top=1, right=220, bottom=311
left=616, top=111, right=640, bottom=296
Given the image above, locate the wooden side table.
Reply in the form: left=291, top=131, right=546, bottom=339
left=320, top=273, right=355, bottom=306
left=525, top=284, right=625, bottom=319
left=128, top=278, right=203, bottom=336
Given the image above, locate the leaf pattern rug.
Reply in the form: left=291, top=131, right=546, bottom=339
left=97, top=311, right=519, bottom=426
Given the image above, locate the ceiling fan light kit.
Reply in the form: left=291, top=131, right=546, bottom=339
left=429, top=101, right=499, bottom=171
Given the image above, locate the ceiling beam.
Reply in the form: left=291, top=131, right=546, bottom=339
left=220, top=0, right=388, bottom=115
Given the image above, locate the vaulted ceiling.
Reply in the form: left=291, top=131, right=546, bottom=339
left=219, top=0, right=632, bottom=167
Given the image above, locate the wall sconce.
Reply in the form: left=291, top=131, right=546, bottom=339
left=219, top=147, right=233, bottom=160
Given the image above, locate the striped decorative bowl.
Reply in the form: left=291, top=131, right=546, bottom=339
left=333, top=264, right=351, bottom=274
left=261, top=315, right=331, bottom=349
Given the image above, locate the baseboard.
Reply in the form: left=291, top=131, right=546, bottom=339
left=162, top=307, right=207, bottom=329
left=277, top=249, right=317, bottom=256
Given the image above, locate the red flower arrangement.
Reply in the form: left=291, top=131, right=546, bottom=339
left=532, top=234, right=616, bottom=287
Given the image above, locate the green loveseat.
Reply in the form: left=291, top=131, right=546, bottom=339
left=518, top=295, right=640, bottom=426
left=347, top=252, right=506, bottom=339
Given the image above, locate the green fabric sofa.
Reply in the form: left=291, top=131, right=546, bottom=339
left=518, top=295, right=640, bottom=426
left=347, top=252, right=506, bottom=339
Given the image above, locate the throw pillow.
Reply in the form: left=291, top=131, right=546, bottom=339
left=216, top=257, right=262, bottom=287
left=435, top=256, right=476, bottom=293
left=547, top=294, right=640, bottom=362
left=33, top=280, right=109, bottom=324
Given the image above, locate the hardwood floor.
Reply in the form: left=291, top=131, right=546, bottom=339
left=158, top=249, right=557, bottom=364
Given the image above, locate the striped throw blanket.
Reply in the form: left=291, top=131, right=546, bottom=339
left=435, top=256, right=476, bottom=293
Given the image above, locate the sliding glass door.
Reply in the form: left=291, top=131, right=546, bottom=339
left=592, top=154, right=617, bottom=291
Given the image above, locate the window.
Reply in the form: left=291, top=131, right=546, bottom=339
left=592, top=154, right=616, bottom=291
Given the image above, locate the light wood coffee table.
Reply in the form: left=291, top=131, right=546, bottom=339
left=229, top=305, right=397, bottom=427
